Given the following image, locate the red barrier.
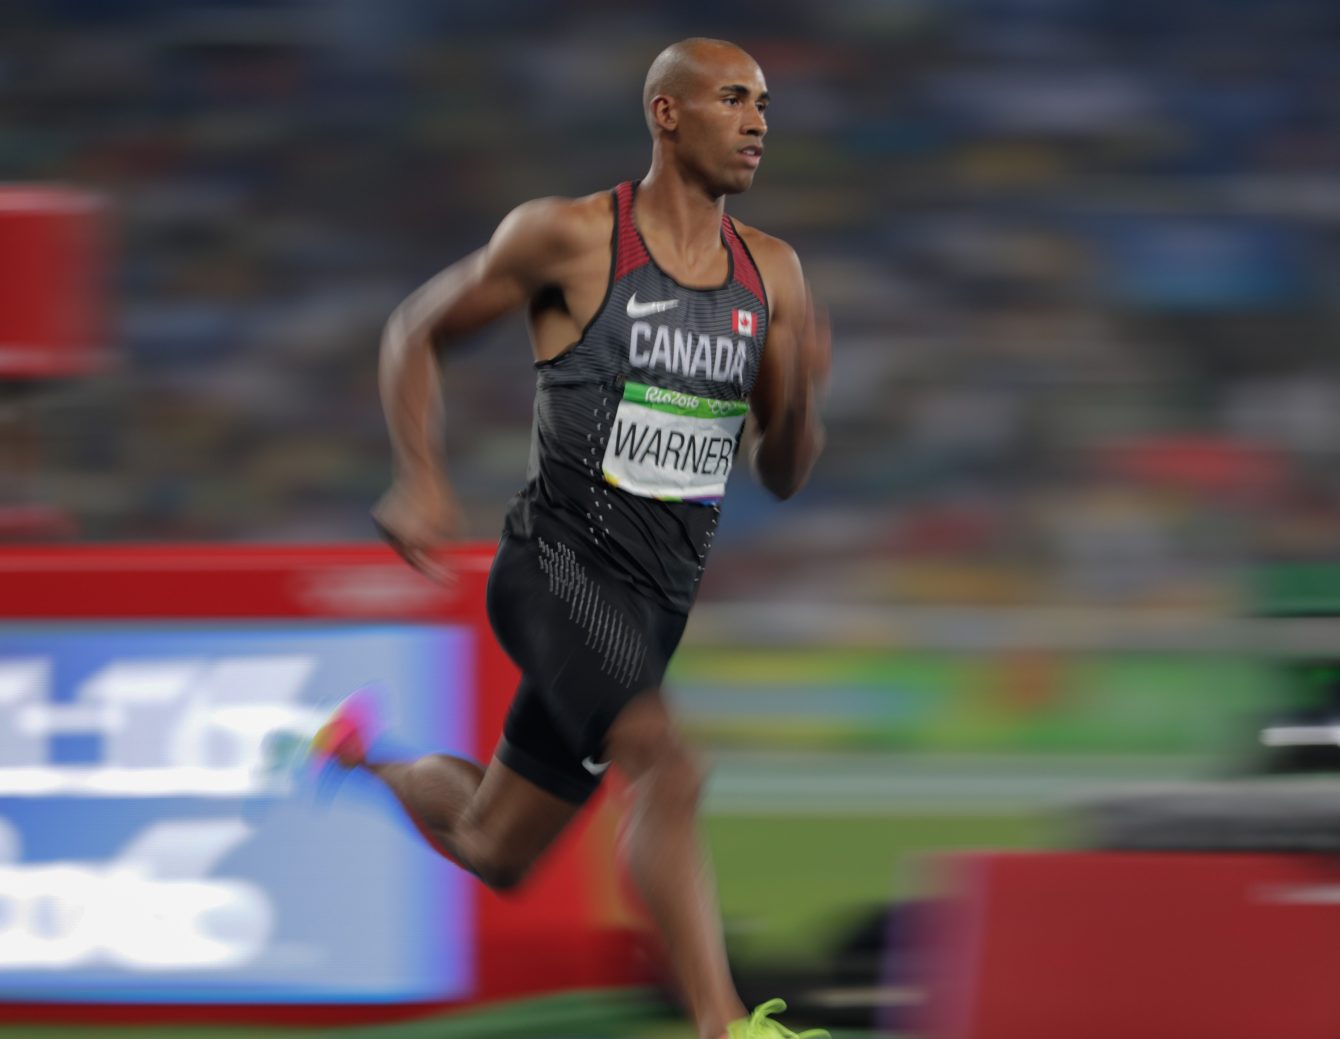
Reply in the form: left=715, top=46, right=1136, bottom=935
left=0, top=543, right=654, bottom=1025
left=919, top=851, right=1340, bottom=1039
left=0, top=187, right=110, bottom=379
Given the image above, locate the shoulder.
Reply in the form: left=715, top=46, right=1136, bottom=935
left=732, top=219, right=805, bottom=308
left=493, top=190, right=613, bottom=258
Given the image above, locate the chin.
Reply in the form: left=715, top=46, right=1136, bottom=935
left=721, top=171, right=757, bottom=196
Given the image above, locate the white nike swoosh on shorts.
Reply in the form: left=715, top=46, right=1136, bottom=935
left=626, top=293, right=680, bottom=318
left=581, top=756, right=612, bottom=776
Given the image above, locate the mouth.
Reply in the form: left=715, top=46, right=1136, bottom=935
left=739, top=145, right=763, bottom=168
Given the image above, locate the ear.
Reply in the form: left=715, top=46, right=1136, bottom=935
left=650, top=94, right=678, bottom=132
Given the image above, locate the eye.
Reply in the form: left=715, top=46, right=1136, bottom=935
left=722, top=96, right=740, bottom=106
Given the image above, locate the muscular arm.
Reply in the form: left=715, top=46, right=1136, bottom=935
left=747, top=240, right=829, bottom=500
left=380, top=199, right=576, bottom=483
left=374, top=198, right=584, bottom=573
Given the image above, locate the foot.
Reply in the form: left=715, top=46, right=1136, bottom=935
left=725, top=999, right=829, bottom=1039
left=309, top=684, right=385, bottom=770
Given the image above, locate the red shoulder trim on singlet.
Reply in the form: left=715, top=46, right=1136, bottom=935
left=722, top=216, right=766, bottom=308
left=613, top=182, right=651, bottom=280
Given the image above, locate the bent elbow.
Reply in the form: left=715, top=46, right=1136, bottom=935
left=755, top=429, right=823, bottom=501
left=760, top=470, right=804, bottom=501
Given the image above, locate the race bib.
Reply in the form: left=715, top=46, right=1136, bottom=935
left=601, top=381, right=748, bottom=504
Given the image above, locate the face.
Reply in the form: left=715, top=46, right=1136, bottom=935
left=664, top=48, right=769, bottom=194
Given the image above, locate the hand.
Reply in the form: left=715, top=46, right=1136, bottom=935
left=371, top=474, right=463, bottom=584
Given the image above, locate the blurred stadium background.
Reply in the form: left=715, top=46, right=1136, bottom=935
left=4, top=0, right=1340, bottom=1036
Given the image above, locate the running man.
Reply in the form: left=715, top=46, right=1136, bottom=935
left=318, top=38, right=830, bottom=1039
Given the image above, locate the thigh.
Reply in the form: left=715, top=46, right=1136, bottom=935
left=604, top=688, right=683, bottom=778
left=499, top=674, right=606, bottom=804
left=466, top=751, right=585, bottom=870
left=540, top=559, right=687, bottom=767
left=488, top=534, right=689, bottom=793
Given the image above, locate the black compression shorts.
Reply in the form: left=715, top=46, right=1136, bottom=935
left=485, top=533, right=689, bottom=803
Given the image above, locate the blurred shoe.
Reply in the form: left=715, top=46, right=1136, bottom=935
left=726, top=999, right=829, bottom=1039
left=310, top=683, right=384, bottom=770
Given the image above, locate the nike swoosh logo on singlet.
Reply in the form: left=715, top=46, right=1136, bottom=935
left=626, top=293, right=680, bottom=318
left=581, top=756, right=612, bottom=776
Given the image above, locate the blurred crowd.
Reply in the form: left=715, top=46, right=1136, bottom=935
left=4, top=0, right=1340, bottom=610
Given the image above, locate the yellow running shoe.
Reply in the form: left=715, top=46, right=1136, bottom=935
left=726, top=999, right=829, bottom=1039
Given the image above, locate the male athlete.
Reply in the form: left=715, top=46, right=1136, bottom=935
left=315, top=38, right=830, bottom=1039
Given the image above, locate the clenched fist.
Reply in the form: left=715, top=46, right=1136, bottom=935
left=371, top=473, right=463, bottom=584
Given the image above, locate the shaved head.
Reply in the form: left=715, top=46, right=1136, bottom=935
left=643, top=37, right=761, bottom=134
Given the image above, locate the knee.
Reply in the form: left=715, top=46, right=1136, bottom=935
left=607, top=694, right=707, bottom=813
left=642, top=743, right=706, bottom=815
left=469, top=846, right=532, bottom=894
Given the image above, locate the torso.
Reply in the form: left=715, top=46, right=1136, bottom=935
left=502, top=181, right=773, bottom=613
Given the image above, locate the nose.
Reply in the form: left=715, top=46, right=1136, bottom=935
left=743, top=107, right=766, bottom=137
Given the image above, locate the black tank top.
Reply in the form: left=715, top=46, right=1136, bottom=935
left=502, top=180, right=770, bottom=613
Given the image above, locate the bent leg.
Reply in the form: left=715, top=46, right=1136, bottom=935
left=356, top=673, right=588, bottom=890
left=367, top=752, right=581, bottom=891
left=606, top=690, right=746, bottom=1039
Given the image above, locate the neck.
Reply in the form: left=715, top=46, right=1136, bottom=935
left=636, top=159, right=726, bottom=258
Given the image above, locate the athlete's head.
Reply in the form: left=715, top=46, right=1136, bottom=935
left=643, top=38, right=768, bottom=195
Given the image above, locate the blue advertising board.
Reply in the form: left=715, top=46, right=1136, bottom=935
left=0, top=623, right=473, bottom=1003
